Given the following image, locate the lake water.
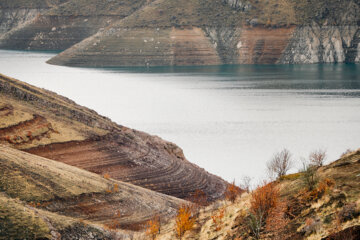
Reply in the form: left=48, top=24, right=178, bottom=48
left=1, top=49, right=360, bottom=183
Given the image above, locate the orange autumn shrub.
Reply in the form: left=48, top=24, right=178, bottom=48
left=250, top=182, right=279, bottom=220
left=146, top=216, right=160, bottom=240
left=175, top=204, right=195, bottom=239
left=305, top=178, right=335, bottom=201
left=225, top=181, right=242, bottom=203
left=189, top=189, right=208, bottom=207
left=248, top=182, right=280, bottom=239
left=211, top=208, right=225, bottom=231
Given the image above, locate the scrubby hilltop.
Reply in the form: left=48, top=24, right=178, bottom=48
left=152, top=149, right=360, bottom=240
left=1, top=0, right=360, bottom=66
left=0, top=73, right=227, bottom=201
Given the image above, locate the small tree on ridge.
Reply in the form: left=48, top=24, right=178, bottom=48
left=267, top=148, right=293, bottom=179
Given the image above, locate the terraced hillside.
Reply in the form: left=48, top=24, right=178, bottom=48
left=0, top=144, right=186, bottom=239
left=1, top=0, right=360, bottom=65
left=0, top=73, right=227, bottom=201
left=0, top=0, right=70, bottom=38
left=0, top=0, right=153, bottom=50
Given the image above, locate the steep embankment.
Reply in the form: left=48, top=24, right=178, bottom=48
left=0, top=73, right=227, bottom=201
left=0, top=144, right=186, bottom=239
left=0, top=0, right=69, bottom=38
left=0, top=0, right=153, bottom=50
left=154, top=149, right=360, bottom=240
left=46, top=0, right=360, bottom=66
left=2, top=0, right=359, bottom=66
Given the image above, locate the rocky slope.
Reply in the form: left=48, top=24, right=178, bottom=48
left=0, top=0, right=69, bottom=38
left=0, top=0, right=152, bottom=50
left=0, top=73, right=227, bottom=201
left=0, top=144, right=186, bottom=239
left=154, top=149, right=360, bottom=240
left=1, top=0, right=360, bottom=66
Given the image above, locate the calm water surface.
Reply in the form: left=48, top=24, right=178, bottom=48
left=1, top=50, right=360, bottom=183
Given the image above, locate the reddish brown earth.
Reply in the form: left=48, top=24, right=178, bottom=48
left=0, top=104, right=13, bottom=116
left=170, top=27, right=221, bottom=66
left=0, top=73, right=228, bottom=202
left=26, top=132, right=226, bottom=200
left=0, top=114, right=55, bottom=145
left=237, top=27, right=296, bottom=64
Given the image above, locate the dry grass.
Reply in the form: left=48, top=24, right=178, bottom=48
left=0, top=145, right=109, bottom=202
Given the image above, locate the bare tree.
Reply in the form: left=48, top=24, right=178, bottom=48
left=240, top=175, right=252, bottom=193
left=267, top=148, right=293, bottom=179
left=309, top=149, right=326, bottom=167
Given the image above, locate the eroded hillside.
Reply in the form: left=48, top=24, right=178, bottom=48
left=0, top=144, right=187, bottom=239
left=1, top=0, right=360, bottom=66
left=153, top=149, right=360, bottom=240
left=0, top=73, right=227, bottom=201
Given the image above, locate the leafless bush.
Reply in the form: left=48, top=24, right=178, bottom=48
left=309, top=149, right=326, bottom=167
left=267, top=148, right=293, bottom=179
left=240, top=175, right=252, bottom=193
left=300, top=158, right=319, bottom=191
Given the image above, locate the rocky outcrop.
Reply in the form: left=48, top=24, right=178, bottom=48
left=280, top=23, right=360, bottom=63
left=223, top=0, right=252, bottom=12
left=0, top=0, right=151, bottom=50
left=0, top=9, right=42, bottom=36
left=0, top=73, right=228, bottom=201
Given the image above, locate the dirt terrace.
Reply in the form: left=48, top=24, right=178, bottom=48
left=26, top=132, right=227, bottom=201
left=0, top=73, right=228, bottom=202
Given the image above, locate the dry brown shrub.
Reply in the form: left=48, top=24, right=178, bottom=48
left=248, top=182, right=280, bottom=239
left=304, top=178, right=335, bottom=202
left=211, top=208, right=225, bottom=231
left=225, top=181, right=242, bottom=203
left=188, top=189, right=208, bottom=207
left=105, top=219, right=121, bottom=230
left=265, top=200, right=290, bottom=240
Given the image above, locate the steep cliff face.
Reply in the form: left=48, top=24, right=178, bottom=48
left=281, top=1, right=360, bottom=64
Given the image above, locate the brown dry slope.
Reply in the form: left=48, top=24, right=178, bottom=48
left=0, top=73, right=227, bottom=201
left=0, top=0, right=154, bottom=50
left=0, top=144, right=187, bottom=239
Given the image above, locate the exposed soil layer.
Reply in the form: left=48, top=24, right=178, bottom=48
left=0, top=144, right=185, bottom=236
left=0, top=104, right=13, bottom=116
left=0, top=114, right=55, bottom=145
left=237, top=27, right=296, bottom=64
left=0, top=73, right=227, bottom=202
left=322, top=225, right=360, bottom=240
left=26, top=132, right=226, bottom=200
